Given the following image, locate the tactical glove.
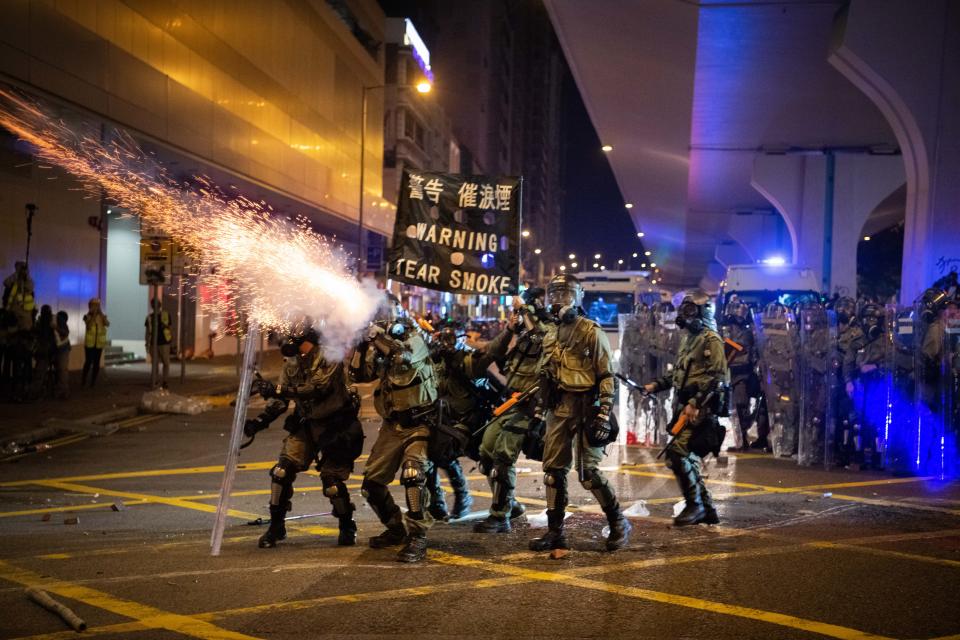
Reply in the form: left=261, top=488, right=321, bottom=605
left=587, top=405, right=613, bottom=446
left=243, top=417, right=268, bottom=438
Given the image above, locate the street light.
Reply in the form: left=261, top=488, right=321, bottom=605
left=594, top=253, right=601, bottom=259
left=559, top=265, right=566, bottom=272
left=601, top=144, right=613, bottom=152
left=571, top=262, right=578, bottom=268
left=568, top=253, right=575, bottom=260
left=632, top=252, right=638, bottom=258
left=358, top=78, right=431, bottom=275
left=617, top=259, right=624, bottom=265
left=521, top=229, right=531, bottom=238
left=592, top=262, right=599, bottom=268
left=644, top=250, right=652, bottom=256
left=624, top=203, right=633, bottom=209
left=637, top=232, right=644, bottom=238
left=534, top=248, right=542, bottom=255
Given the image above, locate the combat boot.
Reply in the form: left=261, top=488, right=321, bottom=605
left=397, top=534, right=428, bottom=563
left=673, top=459, right=706, bottom=527
left=258, top=505, right=287, bottom=548
left=337, top=517, right=357, bottom=546
left=603, top=505, right=632, bottom=551
left=699, top=479, right=720, bottom=525
left=428, top=501, right=449, bottom=521
left=446, top=460, right=473, bottom=519
left=529, top=509, right=568, bottom=551
left=369, top=523, right=407, bottom=548
left=473, top=514, right=511, bottom=534
left=510, top=500, right=526, bottom=519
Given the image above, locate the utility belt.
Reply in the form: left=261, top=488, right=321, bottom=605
left=389, top=403, right=436, bottom=428
left=674, top=382, right=730, bottom=419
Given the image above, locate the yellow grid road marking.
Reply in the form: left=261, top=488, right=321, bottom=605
left=8, top=526, right=959, bottom=640
left=429, top=550, right=895, bottom=640
left=0, top=560, right=262, bottom=640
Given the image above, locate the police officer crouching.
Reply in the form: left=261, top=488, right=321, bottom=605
left=530, top=274, right=632, bottom=552
left=245, top=328, right=364, bottom=548
left=644, top=290, right=729, bottom=526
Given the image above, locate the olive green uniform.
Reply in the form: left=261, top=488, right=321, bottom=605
left=722, top=321, right=759, bottom=446
left=835, top=323, right=867, bottom=465
left=356, top=331, right=439, bottom=539
left=249, top=347, right=363, bottom=547
left=649, top=328, right=729, bottom=517
left=426, top=340, right=504, bottom=518
left=478, top=324, right=545, bottom=519
left=538, top=315, right=619, bottom=525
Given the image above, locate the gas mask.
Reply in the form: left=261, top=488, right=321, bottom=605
left=676, top=300, right=703, bottom=333
left=280, top=328, right=319, bottom=359
left=861, top=306, right=884, bottom=341
left=547, top=276, right=582, bottom=324
left=834, top=297, right=856, bottom=326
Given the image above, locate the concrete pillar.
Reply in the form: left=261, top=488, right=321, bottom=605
left=829, top=0, right=960, bottom=302
left=752, top=153, right=905, bottom=296
left=831, top=155, right=905, bottom=296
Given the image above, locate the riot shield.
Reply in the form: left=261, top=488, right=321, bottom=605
left=798, top=307, right=837, bottom=467
left=914, top=307, right=960, bottom=479
left=755, top=306, right=800, bottom=458
left=618, top=313, right=646, bottom=444
left=884, top=305, right=916, bottom=473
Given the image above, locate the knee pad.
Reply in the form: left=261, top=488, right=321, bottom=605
left=400, top=460, right=426, bottom=487
left=579, top=468, right=604, bottom=491
left=491, top=463, right=513, bottom=487
left=543, top=470, right=566, bottom=489
left=270, top=459, right=298, bottom=486
left=322, top=477, right=347, bottom=498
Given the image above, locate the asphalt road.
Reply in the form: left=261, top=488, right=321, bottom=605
left=0, top=392, right=958, bottom=640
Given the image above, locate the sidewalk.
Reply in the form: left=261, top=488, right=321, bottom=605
left=0, top=350, right=283, bottom=437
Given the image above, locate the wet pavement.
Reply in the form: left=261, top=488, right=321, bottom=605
left=0, top=389, right=958, bottom=640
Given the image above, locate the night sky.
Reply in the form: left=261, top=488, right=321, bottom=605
left=560, top=70, right=644, bottom=270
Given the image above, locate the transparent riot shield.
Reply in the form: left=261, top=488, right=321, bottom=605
left=913, top=306, right=960, bottom=479
left=882, top=305, right=915, bottom=473
left=755, top=306, right=800, bottom=458
left=798, top=307, right=837, bottom=467
left=617, top=313, right=644, bottom=444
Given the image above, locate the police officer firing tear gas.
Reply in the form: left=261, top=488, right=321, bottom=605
left=244, top=327, right=364, bottom=548
left=351, top=313, right=439, bottom=563
left=644, top=290, right=730, bottom=526
left=529, top=274, right=632, bottom=552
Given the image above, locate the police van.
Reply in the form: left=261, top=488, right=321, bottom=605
left=574, top=270, right=669, bottom=352
left=720, top=263, right=821, bottom=309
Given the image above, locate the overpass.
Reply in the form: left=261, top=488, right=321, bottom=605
left=546, top=0, right=959, bottom=301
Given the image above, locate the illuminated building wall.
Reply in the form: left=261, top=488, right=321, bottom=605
left=0, top=0, right=388, bottom=358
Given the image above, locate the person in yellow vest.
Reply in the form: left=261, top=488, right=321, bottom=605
left=2, top=261, right=35, bottom=331
left=145, top=299, right=173, bottom=388
left=82, top=298, right=109, bottom=387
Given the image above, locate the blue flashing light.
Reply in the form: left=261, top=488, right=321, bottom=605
left=761, top=256, right=787, bottom=266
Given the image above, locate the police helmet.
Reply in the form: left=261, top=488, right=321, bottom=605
left=547, top=274, right=582, bottom=323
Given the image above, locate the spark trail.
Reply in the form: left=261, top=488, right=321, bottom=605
left=0, top=88, right=383, bottom=357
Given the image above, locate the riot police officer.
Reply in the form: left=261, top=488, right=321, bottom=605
left=644, top=290, right=729, bottom=526
left=529, top=274, right=631, bottom=552
left=426, top=323, right=505, bottom=521
left=244, top=328, right=364, bottom=548
left=834, top=297, right=867, bottom=467
left=854, top=303, right=887, bottom=469
left=721, top=300, right=761, bottom=449
left=474, top=287, right=548, bottom=534
left=352, top=317, right=439, bottom=563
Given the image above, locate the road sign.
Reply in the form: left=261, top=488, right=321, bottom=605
left=140, top=237, right=172, bottom=285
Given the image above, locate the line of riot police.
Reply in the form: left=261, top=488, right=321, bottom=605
left=243, top=276, right=638, bottom=562
left=618, top=272, right=960, bottom=478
